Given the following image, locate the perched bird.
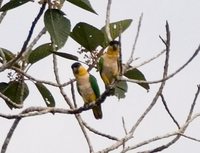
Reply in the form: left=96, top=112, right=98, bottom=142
left=71, top=62, right=102, bottom=119
left=98, top=40, right=121, bottom=93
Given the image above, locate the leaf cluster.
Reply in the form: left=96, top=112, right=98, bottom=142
left=0, top=0, right=149, bottom=109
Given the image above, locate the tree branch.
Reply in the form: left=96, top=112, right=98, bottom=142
left=126, top=13, right=143, bottom=66
left=1, top=118, right=21, bottom=153
left=160, top=93, right=180, bottom=129
left=105, top=0, right=112, bottom=42
left=0, top=2, right=46, bottom=72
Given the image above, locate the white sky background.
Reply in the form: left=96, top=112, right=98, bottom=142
left=0, top=0, right=200, bottom=153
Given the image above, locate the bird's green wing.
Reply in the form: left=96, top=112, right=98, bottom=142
left=89, top=74, right=100, bottom=98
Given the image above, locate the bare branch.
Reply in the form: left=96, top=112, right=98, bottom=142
left=71, top=80, right=77, bottom=108
left=121, top=44, right=200, bottom=85
left=122, top=117, right=128, bottom=135
left=178, top=133, right=200, bottom=143
left=25, top=27, right=46, bottom=54
left=138, top=85, right=200, bottom=153
left=105, top=0, right=112, bottom=41
left=0, top=2, right=46, bottom=72
left=76, top=115, right=94, bottom=153
left=0, top=92, right=23, bottom=109
left=0, top=0, right=3, bottom=7
left=160, top=93, right=180, bottom=129
left=82, top=120, right=119, bottom=141
left=12, top=66, right=72, bottom=87
left=129, top=21, right=171, bottom=134
left=129, top=49, right=166, bottom=70
left=186, top=84, right=200, bottom=122
left=1, top=118, right=21, bottom=153
left=122, top=113, right=200, bottom=153
left=137, top=113, right=200, bottom=153
left=126, top=13, right=143, bottom=66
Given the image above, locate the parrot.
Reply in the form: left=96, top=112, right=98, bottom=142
left=71, top=62, right=102, bottom=119
left=98, top=40, right=121, bottom=94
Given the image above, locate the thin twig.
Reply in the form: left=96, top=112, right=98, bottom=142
left=0, top=2, right=46, bottom=72
left=121, top=113, right=200, bottom=153
left=76, top=115, right=94, bottom=153
left=186, top=84, right=200, bottom=122
left=126, top=13, right=143, bottom=66
left=82, top=120, right=119, bottom=141
left=178, top=133, right=200, bottom=143
left=160, top=93, right=180, bottom=129
left=25, top=27, right=46, bottom=54
left=121, top=44, right=200, bottom=84
left=0, top=0, right=3, bottom=7
left=20, top=3, right=46, bottom=54
left=137, top=113, right=200, bottom=153
left=12, top=66, right=71, bottom=87
left=122, top=117, right=128, bottom=135
left=129, top=21, right=170, bottom=134
left=0, top=92, right=23, bottom=108
left=71, top=80, right=77, bottom=108
left=0, top=12, right=6, bottom=24
left=127, top=49, right=166, bottom=71
left=141, top=85, right=200, bottom=153
left=105, top=0, right=112, bottom=41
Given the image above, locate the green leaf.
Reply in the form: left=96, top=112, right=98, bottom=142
left=35, top=82, right=55, bottom=107
left=0, top=0, right=31, bottom=12
left=0, top=47, right=15, bottom=62
left=66, top=0, right=97, bottom=14
left=114, top=81, right=128, bottom=99
left=44, top=9, right=71, bottom=49
left=0, top=82, right=8, bottom=92
left=71, top=22, right=104, bottom=51
left=101, top=19, right=132, bottom=47
left=0, top=81, right=29, bottom=109
left=28, top=43, right=53, bottom=64
left=52, top=51, right=78, bottom=61
left=124, top=68, right=150, bottom=91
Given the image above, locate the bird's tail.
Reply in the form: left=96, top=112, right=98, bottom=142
left=92, top=104, right=103, bottom=119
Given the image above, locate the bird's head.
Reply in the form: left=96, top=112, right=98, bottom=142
left=107, top=40, right=120, bottom=56
left=71, top=62, right=87, bottom=77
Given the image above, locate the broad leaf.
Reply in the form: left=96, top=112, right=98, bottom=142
left=44, top=9, right=71, bottom=49
left=124, top=68, right=150, bottom=91
left=35, top=82, right=55, bottom=107
left=0, top=0, right=31, bottom=12
left=0, top=48, right=15, bottom=62
left=52, top=51, right=78, bottom=61
left=101, top=19, right=132, bottom=47
left=66, top=0, right=96, bottom=14
left=0, top=82, right=8, bottom=92
left=115, top=81, right=128, bottom=99
left=71, top=22, right=104, bottom=51
left=28, top=43, right=53, bottom=64
left=0, top=81, right=29, bottom=109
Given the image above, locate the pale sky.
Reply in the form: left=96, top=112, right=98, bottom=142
left=0, top=0, right=200, bottom=153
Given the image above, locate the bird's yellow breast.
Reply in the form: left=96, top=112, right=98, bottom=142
left=76, top=73, right=97, bottom=104
left=101, top=53, right=119, bottom=85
